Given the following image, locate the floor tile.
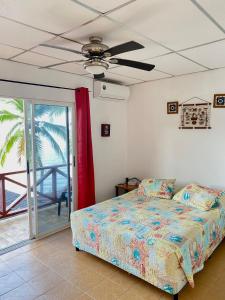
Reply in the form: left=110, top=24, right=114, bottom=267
left=119, top=279, right=171, bottom=300
left=76, top=294, right=93, bottom=300
left=87, top=277, right=127, bottom=300
left=0, top=273, right=24, bottom=296
left=14, top=260, right=49, bottom=281
left=36, top=292, right=92, bottom=300
left=35, top=281, right=83, bottom=300
left=0, top=261, right=12, bottom=278
left=50, top=258, right=85, bottom=279
left=69, top=269, right=105, bottom=292
left=1, top=282, right=41, bottom=300
left=0, top=207, right=69, bottom=252
left=109, top=268, right=140, bottom=289
left=28, top=269, right=62, bottom=295
left=4, top=253, right=39, bottom=271
left=0, top=214, right=29, bottom=251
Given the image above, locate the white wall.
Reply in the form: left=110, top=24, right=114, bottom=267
left=0, top=59, right=91, bottom=101
left=0, top=59, right=128, bottom=202
left=127, top=68, right=225, bottom=189
left=91, top=96, right=127, bottom=202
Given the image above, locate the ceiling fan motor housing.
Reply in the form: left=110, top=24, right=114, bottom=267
left=82, top=36, right=109, bottom=55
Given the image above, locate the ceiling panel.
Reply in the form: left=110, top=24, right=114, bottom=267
left=12, top=52, right=64, bottom=67
left=78, top=0, right=133, bottom=13
left=144, top=53, right=207, bottom=76
left=180, top=39, right=225, bottom=69
left=63, top=17, right=125, bottom=44
left=110, top=66, right=171, bottom=81
left=63, top=17, right=169, bottom=60
left=103, top=72, right=143, bottom=85
left=0, top=17, right=54, bottom=49
left=0, top=44, right=24, bottom=59
left=0, top=0, right=98, bottom=34
left=33, top=37, right=83, bottom=61
left=51, top=62, right=89, bottom=75
left=196, top=0, right=225, bottom=30
left=108, top=0, right=224, bottom=51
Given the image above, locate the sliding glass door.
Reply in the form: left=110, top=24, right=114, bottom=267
left=25, top=101, right=74, bottom=238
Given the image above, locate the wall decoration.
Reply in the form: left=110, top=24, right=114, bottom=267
left=179, top=97, right=211, bottom=129
left=167, top=101, right=178, bottom=114
left=213, top=94, right=225, bottom=108
left=101, top=124, right=110, bottom=137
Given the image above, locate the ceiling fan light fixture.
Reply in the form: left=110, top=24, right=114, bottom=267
left=84, top=60, right=108, bottom=75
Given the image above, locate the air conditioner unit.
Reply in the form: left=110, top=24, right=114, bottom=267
left=94, top=81, right=130, bottom=100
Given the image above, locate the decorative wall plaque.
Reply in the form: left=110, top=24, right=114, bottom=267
left=167, top=101, right=179, bottom=114
left=179, top=103, right=211, bottom=129
left=213, top=94, right=225, bottom=108
left=101, top=124, right=110, bottom=137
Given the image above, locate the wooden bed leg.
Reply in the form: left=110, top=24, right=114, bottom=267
left=75, top=247, right=80, bottom=251
left=173, top=294, right=178, bottom=300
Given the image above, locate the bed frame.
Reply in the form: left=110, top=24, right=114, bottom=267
left=75, top=247, right=179, bottom=300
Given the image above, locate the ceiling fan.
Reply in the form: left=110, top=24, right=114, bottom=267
left=40, top=36, right=155, bottom=79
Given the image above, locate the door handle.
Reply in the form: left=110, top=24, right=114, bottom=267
left=27, top=160, right=30, bottom=174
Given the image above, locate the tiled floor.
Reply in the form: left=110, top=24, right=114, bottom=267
left=0, top=205, right=69, bottom=251
left=0, top=214, right=29, bottom=251
left=0, top=229, right=225, bottom=300
left=37, top=204, right=69, bottom=235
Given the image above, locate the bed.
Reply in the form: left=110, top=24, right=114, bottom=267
left=70, top=189, right=225, bottom=299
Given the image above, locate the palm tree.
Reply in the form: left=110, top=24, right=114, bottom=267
left=0, top=99, right=67, bottom=167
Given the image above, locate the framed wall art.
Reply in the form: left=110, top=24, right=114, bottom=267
left=101, top=124, right=110, bottom=137
left=213, top=94, right=225, bottom=108
left=167, top=101, right=179, bottom=114
left=179, top=97, right=211, bottom=129
left=179, top=103, right=211, bottom=129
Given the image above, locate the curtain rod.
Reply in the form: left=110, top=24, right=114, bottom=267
left=0, top=78, right=77, bottom=91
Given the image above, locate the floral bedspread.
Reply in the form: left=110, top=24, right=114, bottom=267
left=71, top=190, right=225, bottom=295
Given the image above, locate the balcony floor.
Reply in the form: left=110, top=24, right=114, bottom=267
left=0, top=204, right=69, bottom=251
left=0, top=214, right=29, bottom=251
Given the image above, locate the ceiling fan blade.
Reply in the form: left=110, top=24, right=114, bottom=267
left=94, top=73, right=105, bottom=79
left=40, top=59, right=86, bottom=69
left=109, top=58, right=155, bottom=71
left=104, top=41, right=144, bottom=57
left=40, top=44, right=83, bottom=55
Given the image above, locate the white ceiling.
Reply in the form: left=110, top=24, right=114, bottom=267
left=196, top=0, right=225, bottom=30
left=110, top=67, right=171, bottom=81
left=0, top=0, right=98, bottom=34
left=12, top=52, right=64, bottom=67
left=108, top=0, right=224, bottom=50
left=32, top=37, right=82, bottom=61
left=143, top=53, right=207, bottom=76
left=0, top=0, right=224, bottom=86
left=78, top=0, right=133, bottom=13
left=0, top=44, right=24, bottom=59
left=180, top=39, right=225, bottom=69
left=0, top=17, right=54, bottom=49
left=52, top=61, right=89, bottom=75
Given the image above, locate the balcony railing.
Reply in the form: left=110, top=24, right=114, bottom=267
left=0, top=164, right=69, bottom=219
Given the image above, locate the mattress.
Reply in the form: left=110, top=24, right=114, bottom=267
left=70, top=190, right=225, bottom=295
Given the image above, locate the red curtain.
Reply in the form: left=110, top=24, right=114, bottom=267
left=75, top=87, right=95, bottom=209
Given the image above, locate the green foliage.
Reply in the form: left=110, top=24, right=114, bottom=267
left=0, top=99, right=67, bottom=167
left=0, top=110, right=22, bottom=122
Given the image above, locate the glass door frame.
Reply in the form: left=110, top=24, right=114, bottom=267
left=24, top=99, right=76, bottom=239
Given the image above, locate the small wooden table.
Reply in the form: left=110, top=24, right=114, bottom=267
left=115, top=183, right=139, bottom=196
